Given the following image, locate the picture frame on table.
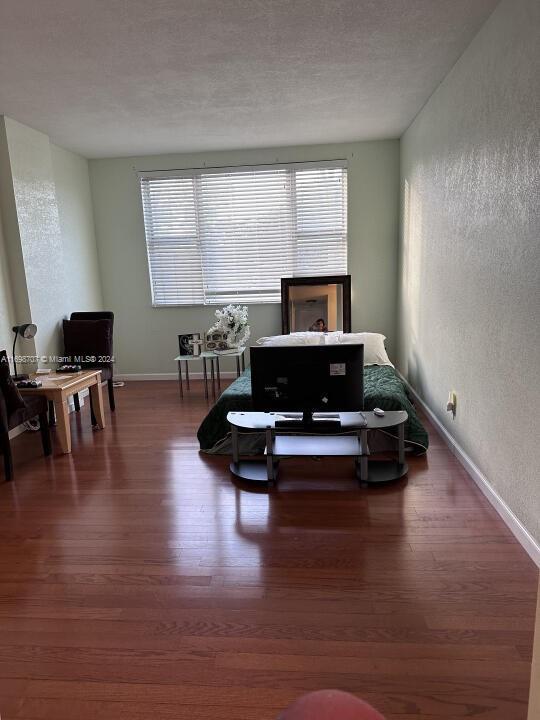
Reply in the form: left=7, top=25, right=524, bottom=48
left=178, top=333, right=202, bottom=356
left=205, top=332, right=228, bottom=352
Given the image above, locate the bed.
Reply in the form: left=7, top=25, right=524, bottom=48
left=197, top=365, right=429, bottom=455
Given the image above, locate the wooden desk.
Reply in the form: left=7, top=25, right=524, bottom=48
left=18, top=370, right=106, bottom=454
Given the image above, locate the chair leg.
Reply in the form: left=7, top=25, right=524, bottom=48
left=1, top=432, right=13, bottom=482
left=89, top=393, right=97, bottom=426
left=39, top=413, right=52, bottom=457
left=48, top=400, right=56, bottom=426
left=73, top=393, right=80, bottom=412
left=107, top=379, right=116, bottom=411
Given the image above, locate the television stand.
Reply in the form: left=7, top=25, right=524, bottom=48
left=227, top=410, right=408, bottom=486
left=274, top=411, right=342, bottom=431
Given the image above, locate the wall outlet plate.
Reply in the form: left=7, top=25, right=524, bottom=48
left=447, top=390, right=457, bottom=417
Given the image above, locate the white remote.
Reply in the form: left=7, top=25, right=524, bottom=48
left=373, top=408, right=385, bottom=417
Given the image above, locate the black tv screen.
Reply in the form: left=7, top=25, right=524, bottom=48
left=250, top=344, right=364, bottom=414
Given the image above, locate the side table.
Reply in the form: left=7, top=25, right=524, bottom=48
left=358, top=410, right=408, bottom=484
left=175, top=347, right=246, bottom=400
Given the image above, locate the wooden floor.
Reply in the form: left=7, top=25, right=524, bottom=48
left=0, top=380, right=537, bottom=720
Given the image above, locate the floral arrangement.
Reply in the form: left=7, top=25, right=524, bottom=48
left=208, top=304, right=250, bottom=349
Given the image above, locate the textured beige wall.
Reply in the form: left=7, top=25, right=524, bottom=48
left=4, top=117, right=68, bottom=361
left=0, top=118, right=33, bottom=335
left=0, top=117, right=103, bottom=366
left=89, top=141, right=399, bottom=374
left=0, top=219, right=16, bottom=356
left=398, top=0, right=540, bottom=541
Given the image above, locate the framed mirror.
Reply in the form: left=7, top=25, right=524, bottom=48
left=281, top=275, right=351, bottom=334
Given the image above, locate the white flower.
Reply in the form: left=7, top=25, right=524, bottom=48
left=208, top=304, right=250, bottom=347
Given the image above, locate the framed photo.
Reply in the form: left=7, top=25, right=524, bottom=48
left=178, top=333, right=202, bottom=356
left=205, top=331, right=228, bottom=351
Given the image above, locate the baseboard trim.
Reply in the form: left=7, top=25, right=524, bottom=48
left=398, top=371, right=540, bottom=568
left=115, top=372, right=238, bottom=381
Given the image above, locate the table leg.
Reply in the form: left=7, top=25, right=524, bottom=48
left=236, top=356, right=240, bottom=378
left=359, top=428, right=369, bottom=483
left=216, top=357, right=221, bottom=393
left=53, top=398, right=72, bottom=454
left=265, top=426, right=275, bottom=483
left=398, top=422, right=405, bottom=465
left=89, top=393, right=97, bottom=426
left=178, top=360, right=183, bottom=398
left=48, top=400, right=56, bottom=426
left=203, top=358, right=208, bottom=399
left=89, top=380, right=106, bottom=429
left=210, top=359, right=216, bottom=399
left=231, top=423, right=239, bottom=464
left=185, top=361, right=190, bottom=390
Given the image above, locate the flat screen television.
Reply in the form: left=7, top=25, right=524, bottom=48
left=250, top=344, right=364, bottom=427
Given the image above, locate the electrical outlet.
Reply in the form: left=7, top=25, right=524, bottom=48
left=446, top=390, right=457, bottom=418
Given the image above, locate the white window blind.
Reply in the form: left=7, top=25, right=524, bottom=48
left=140, top=161, right=347, bottom=306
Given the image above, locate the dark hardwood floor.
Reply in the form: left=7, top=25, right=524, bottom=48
left=0, top=380, right=537, bottom=719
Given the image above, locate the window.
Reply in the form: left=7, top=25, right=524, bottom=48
left=140, top=161, right=347, bottom=306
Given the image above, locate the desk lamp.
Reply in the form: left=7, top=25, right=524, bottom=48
left=12, top=323, right=37, bottom=381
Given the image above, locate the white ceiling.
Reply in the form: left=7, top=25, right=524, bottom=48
left=0, top=0, right=498, bottom=159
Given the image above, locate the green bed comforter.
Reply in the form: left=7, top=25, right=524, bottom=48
left=197, top=365, right=429, bottom=454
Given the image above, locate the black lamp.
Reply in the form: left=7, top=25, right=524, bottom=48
left=12, top=323, right=37, bottom=381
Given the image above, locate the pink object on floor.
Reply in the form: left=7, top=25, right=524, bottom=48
left=278, top=690, right=386, bottom=719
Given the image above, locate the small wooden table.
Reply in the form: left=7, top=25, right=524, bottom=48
left=18, top=370, right=106, bottom=454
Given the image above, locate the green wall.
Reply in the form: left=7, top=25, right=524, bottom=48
left=89, top=140, right=399, bottom=375
left=51, top=143, right=104, bottom=316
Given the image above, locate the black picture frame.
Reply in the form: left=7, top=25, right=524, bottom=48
left=178, top=333, right=201, bottom=356
left=281, top=275, right=351, bottom=334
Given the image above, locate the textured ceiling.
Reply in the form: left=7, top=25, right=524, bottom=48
left=0, top=0, right=498, bottom=158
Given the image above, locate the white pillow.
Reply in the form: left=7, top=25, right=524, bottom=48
left=325, top=332, right=394, bottom=367
left=256, top=332, right=325, bottom=346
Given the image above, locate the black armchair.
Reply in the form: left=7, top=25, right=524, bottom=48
left=63, top=311, right=116, bottom=418
left=0, top=351, right=51, bottom=482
